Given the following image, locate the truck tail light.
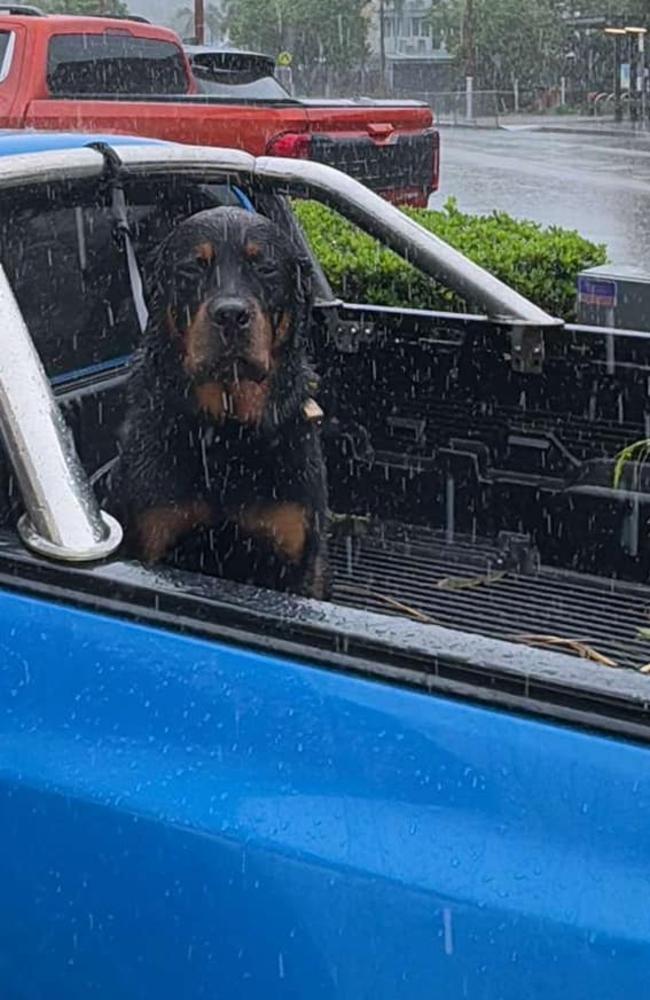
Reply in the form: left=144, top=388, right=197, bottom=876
left=266, top=132, right=312, bottom=159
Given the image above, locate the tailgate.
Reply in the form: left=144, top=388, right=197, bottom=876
left=310, top=128, right=438, bottom=200
left=303, top=103, right=437, bottom=200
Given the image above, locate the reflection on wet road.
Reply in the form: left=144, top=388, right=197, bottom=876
left=431, top=128, right=650, bottom=266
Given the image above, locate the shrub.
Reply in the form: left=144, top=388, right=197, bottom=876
left=293, top=197, right=607, bottom=322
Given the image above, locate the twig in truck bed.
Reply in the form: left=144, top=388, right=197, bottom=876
left=334, top=583, right=439, bottom=625
left=436, top=570, right=507, bottom=591
left=511, top=634, right=619, bottom=668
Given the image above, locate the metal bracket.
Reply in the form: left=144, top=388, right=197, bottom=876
left=497, top=532, right=540, bottom=575
left=333, top=319, right=375, bottom=354
left=510, top=324, right=545, bottom=374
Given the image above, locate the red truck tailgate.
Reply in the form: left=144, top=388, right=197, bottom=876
left=300, top=101, right=438, bottom=204
left=302, top=101, right=432, bottom=133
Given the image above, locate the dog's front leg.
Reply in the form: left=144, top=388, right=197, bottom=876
left=131, top=500, right=214, bottom=564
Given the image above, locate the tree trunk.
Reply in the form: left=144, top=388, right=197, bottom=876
left=195, top=0, right=206, bottom=45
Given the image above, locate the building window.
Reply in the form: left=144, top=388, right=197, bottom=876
left=411, top=17, right=429, bottom=38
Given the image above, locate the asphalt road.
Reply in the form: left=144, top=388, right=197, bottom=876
left=430, top=127, right=650, bottom=267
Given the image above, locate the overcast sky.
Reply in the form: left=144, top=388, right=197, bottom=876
left=129, top=0, right=182, bottom=29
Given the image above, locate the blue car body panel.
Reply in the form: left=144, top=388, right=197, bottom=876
left=0, top=129, right=167, bottom=156
left=0, top=589, right=646, bottom=999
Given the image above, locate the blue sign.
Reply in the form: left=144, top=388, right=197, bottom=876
left=578, top=276, right=618, bottom=308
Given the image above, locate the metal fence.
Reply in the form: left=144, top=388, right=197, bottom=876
left=407, top=87, right=615, bottom=126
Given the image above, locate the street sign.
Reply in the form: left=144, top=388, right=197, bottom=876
left=277, top=52, right=293, bottom=68
left=569, top=16, right=608, bottom=28
left=578, top=276, right=618, bottom=309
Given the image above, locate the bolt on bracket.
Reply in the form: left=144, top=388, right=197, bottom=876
left=510, top=324, right=545, bottom=374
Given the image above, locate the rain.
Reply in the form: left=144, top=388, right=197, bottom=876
left=1, top=0, right=650, bottom=664
left=0, top=1, right=646, bottom=998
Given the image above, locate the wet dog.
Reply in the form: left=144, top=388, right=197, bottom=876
left=108, top=206, right=329, bottom=599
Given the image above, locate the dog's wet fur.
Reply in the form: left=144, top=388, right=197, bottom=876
left=107, top=206, right=330, bottom=599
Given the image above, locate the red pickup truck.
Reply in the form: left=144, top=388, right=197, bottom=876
left=0, top=8, right=439, bottom=206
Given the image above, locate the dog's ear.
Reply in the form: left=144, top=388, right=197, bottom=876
left=142, top=236, right=173, bottom=313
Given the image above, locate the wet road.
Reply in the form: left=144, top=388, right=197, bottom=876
left=430, top=128, right=650, bottom=266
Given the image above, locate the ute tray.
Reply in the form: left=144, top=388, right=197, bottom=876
left=331, top=519, right=650, bottom=673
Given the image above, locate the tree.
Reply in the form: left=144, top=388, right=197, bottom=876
left=430, top=0, right=650, bottom=92
left=431, top=0, right=567, bottom=90
left=41, top=0, right=129, bottom=13
left=224, top=0, right=370, bottom=90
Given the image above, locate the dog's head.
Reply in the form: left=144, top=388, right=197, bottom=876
left=154, top=206, right=312, bottom=426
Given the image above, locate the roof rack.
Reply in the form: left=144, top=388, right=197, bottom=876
left=0, top=7, right=152, bottom=22
left=99, top=13, right=151, bottom=23
left=0, top=5, right=45, bottom=14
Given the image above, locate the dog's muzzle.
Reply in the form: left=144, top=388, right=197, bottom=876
left=196, top=355, right=269, bottom=387
left=209, top=298, right=252, bottom=336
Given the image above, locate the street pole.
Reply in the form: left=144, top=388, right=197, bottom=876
left=463, top=0, right=475, bottom=120
left=605, top=28, right=626, bottom=123
left=626, top=27, right=647, bottom=125
left=629, top=30, right=638, bottom=121
left=639, top=29, right=647, bottom=125
left=195, top=0, right=206, bottom=46
left=615, top=31, right=623, bottom=121
left=463, top=0, right=475, bottom=78
left=379, top=0, right=387, bottom=94
left=465, top=74, right=473, bottom=119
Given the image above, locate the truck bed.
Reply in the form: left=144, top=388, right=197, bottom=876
left=331, top=519, right=650, bottom=672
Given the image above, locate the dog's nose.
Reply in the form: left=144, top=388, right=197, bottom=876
left=210, top=299, right=251, bottom=330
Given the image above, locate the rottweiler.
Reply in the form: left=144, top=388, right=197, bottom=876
left=108, top=206, right=330, bottom=599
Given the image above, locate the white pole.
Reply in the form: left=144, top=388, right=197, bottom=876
left=465, top=74, right=474, bottom=119
left=560, top=75, right=566, bottom=106
left=514, top=77, right=519, bottom=113
left=639, top=32, right=646, bottom=122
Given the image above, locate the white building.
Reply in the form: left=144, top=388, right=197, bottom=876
left=367, top=0, right=453, bottom=94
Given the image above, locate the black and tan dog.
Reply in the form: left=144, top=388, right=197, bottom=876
left=108, top=206, right=329, bottom=599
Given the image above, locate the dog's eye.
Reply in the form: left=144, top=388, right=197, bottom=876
left=175, top=261, right=208, bottom=285
left=251, top=260, right=276, bottom=278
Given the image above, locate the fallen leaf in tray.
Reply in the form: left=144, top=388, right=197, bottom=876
left=437, top=570, right=507, bottom=591
left=335, top=582, right=439, bottom=625
left=512, top=634, right=619, bottom=668
left=364, top=591, right=438, bottom=624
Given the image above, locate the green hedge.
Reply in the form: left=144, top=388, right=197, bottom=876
left=293, top=198, right=607, bottom=322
